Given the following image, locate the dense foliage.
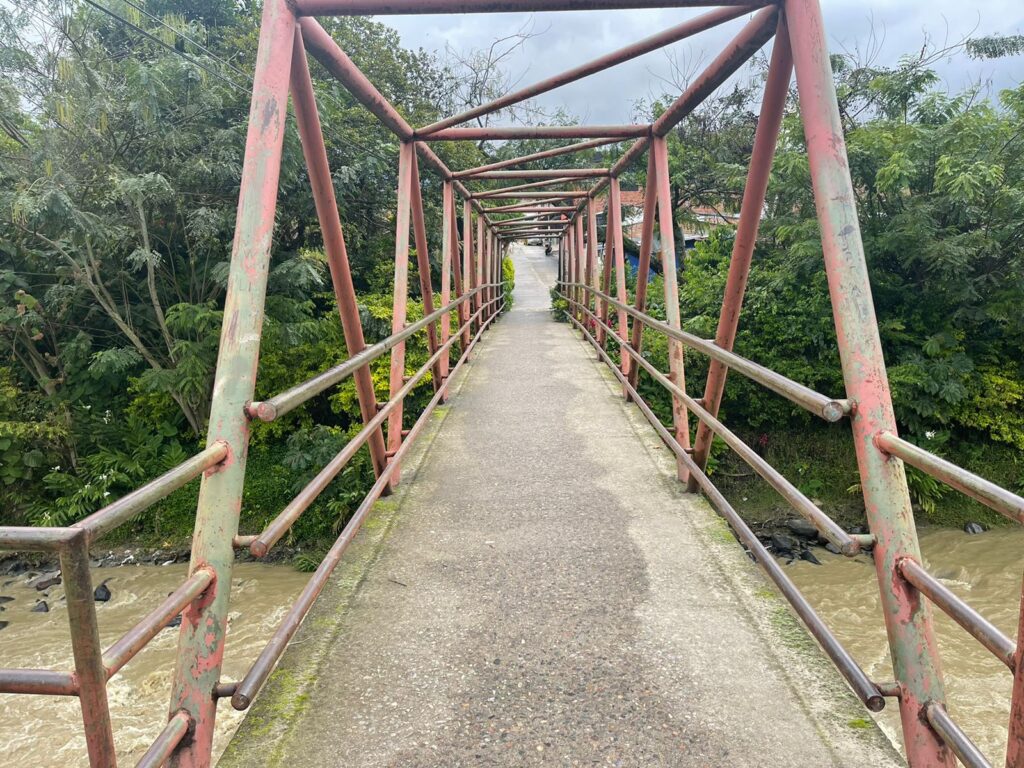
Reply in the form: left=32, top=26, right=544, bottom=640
left=626, top=44, right=1024, bottom=524
left=2, top=0, right=1020, bottom=547
left=0, top=0, right=498, bottom=551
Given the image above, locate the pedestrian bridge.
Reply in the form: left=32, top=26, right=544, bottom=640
left=218, top=245, right=900, bottom=767
left=2, top=1, right=1024, bottom=766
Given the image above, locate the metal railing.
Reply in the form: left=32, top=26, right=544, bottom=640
left=3, top=0, right=1018, bottom=765
left=556, top=274, right=1024, bottom=768
left=0, top=285, right=506, bottom=766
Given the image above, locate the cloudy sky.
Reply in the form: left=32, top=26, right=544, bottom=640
left=380, top=2, right=1024, bottom=125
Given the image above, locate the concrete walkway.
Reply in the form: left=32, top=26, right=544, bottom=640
left=221, top=246, right=901, bottom=767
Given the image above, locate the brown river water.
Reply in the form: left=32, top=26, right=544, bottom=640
left=0, top=561, right=308, bottom=766
left=788, top=526, right=1024, bottom=764
left=0, top=528, right=1019, bottom=765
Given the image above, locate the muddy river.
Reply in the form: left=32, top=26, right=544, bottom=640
left=788, top=526, right=1024, bottom=764
left=1, top=527, right=1019, bottom=765
left=0, top=560, right=308, bottom=766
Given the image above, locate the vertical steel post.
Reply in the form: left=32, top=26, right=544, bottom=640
left=626, top=150, right=659, bottom=395
left=583, top=202, right=595, bottom=316
left=688, top=19, right=792, bottom=489
left=564, top=224, right=572, bottom=310
left=464, top=200, right=479, bottom=330
left=408, top=151, right=443, bottom=392
left=493, top=232, right=499, bottom=312
left=486, top=228, right=493, bottom=320
left=609, top=177, right=630, bottom=380
left=441, top=180, right=453, bottom=387
left=1006, top=579, right=1024, bottom=765
left=491, top=239, right=499, bottom=311
left=785, top=1, right=951, bottom=763
left=558, top=234, right=565, bottom=288
left=62, top=534, right=116, bottom=768
left=493, top=234, right=501, bottom=311
left=566, top=224, right=575, bottom=314
left=652, top=135, right=691, bottom=481
left=387, top=141, right=415, bottom=487
left=575, top=216, right=586, bottom=322
left=477, top=214, right=486, bottom=320
left=290, top=29, right=389, bottom=481
left=169, top=3, right=294, bottom=764
left=451, top=190, right=471, bottom=350
left=481, top=224, right=491, bottom=321
left=587, top=196, right=600, bottom=319
left=440, top=182, right=452, bottom=393
left=597, top=193, right=613, bottom=347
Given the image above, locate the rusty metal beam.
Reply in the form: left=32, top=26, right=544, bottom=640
left=418, top=126, right=648, bottom=141
left=689, top=14, right=791, bottom=488
left=652, top=6, right=777, bottom=136
left=586, top=196, right=599, bottom=317
left=463, top=168, right=611, bottom=180
left=897, top=558, right=1015, bottom=669
left=453, top=138, right=623, bottom=176
left=409, top=150, right=444, bottom=393
left=609, top=177, right=629, bottom=377
left=387, top=142, right=415, bottom=486
left=585, top=286, right=850, bottom=421
left=786, top=0, right=952, bottom=763
left=450, top=185, right=471, bottom=351
left=137, top=712, right=193, bottom=768
left=484, top=205, right=578, bottom=214
left=291, top=28, right=390, bottom=481
left=1008, top=578, right=1024, bottom=764
left=626, top=150, right=658, bottom=395
left=925, top=704, right=990, bottom=768
left=168, top=2, right=296, bottom=763
left=63, top=533, right=116, bottom=767
left=419, top=5, right=758, bottom=135
left=104, top=568, right=216, bottom=678
left=876, top=432, right=1024, bottom=523
left=651, top=135, right=690, bottom=481
left=483, top=196, right=568, bottom=209
left=469, top=178, right=580, bottom=196
left=478, top=191, right=591, bottom=199
left=299, top=18, right=413, bottom=140
left=297, top=0, right=767, bottom=14
left=492, top=217, right=567, bottom=227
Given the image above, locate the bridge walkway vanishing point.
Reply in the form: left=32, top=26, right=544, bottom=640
left=219, top=245, right=901, bottom=767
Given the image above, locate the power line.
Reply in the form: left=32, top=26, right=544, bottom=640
left=80, top=0, right=397, bottom=168
left=80, top=0, right=250, bottom=94
left=117, top=0, right=249, bottom=80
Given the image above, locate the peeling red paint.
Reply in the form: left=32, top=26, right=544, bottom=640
left=786, top=0, right=952, bottom=762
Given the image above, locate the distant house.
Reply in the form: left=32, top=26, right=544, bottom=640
left=597, top=188, right=735, bottom=244
left=592, top=188, right=728, bottom=279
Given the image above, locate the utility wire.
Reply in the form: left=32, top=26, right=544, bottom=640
left=80, top=0, right=249, bottom=94
left=117, top=0, right=249, bottom=80
left=80, top=0, right=397, bottom=167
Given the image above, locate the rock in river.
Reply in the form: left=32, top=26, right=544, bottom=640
left=94, top=579, right=112, bottom=602
left=785, top=518, right=820, bottom=541
left=770, top=533, right=801, bottom=558
left=27, top=570, right=60, bottom=590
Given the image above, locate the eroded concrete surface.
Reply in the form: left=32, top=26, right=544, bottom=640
left=221, top=245, right=902, bottom=767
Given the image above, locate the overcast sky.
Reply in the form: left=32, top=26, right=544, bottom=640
left=381, top=2, right=1024, bottom=125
